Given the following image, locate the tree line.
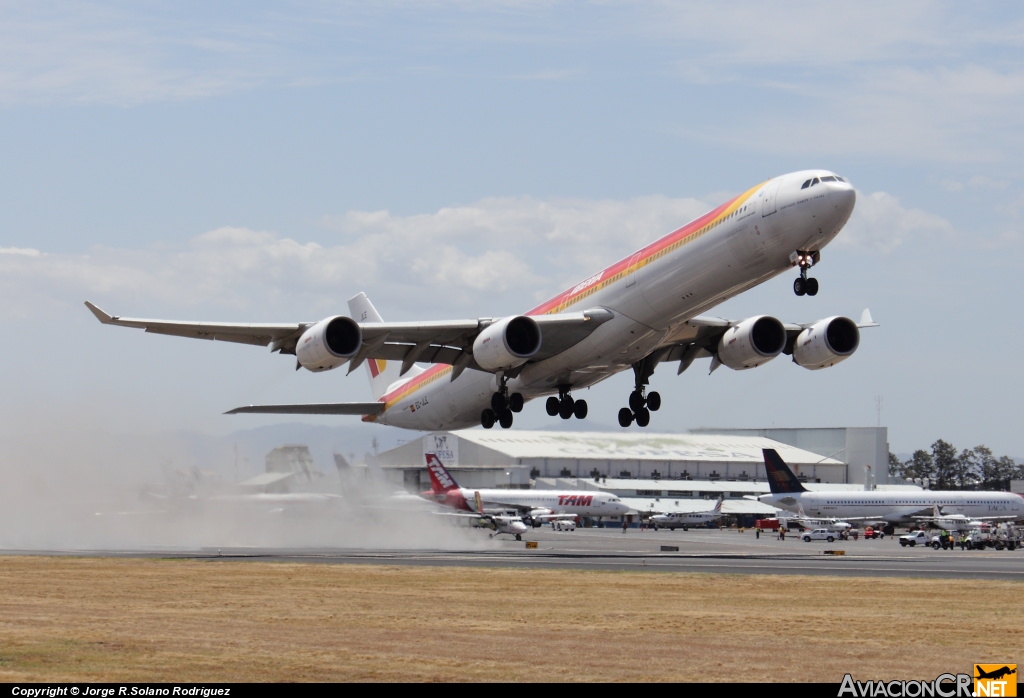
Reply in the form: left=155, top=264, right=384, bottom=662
left=888, top=440, right=1023, bottom=491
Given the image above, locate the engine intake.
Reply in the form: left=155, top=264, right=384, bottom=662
left=473, top=316, right=542, bottom=371
left=793, top=316, right=859, bottom=370
left=296, top=316, right=362, bottom=372
left=717, top=315, right=786, bottom=370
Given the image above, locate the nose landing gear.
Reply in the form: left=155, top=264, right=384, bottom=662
left=792, top=250, right=820, bottom=296
left=545, top=385, right=587, bottom=421
left=481, top=375, right=525, bottom=429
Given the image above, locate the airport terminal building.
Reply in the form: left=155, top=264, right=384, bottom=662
left=374, top=427, right=894, bottom=520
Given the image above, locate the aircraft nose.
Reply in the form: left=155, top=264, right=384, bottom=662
left=828, top=183, right=856, bottom=218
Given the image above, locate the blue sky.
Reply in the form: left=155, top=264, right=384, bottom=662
left=2, top=2, right=1023, bottom=460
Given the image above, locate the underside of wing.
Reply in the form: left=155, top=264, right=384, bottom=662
left=225, top=402, right=385, bottom=415
left=655, top=308, right=878, bottom=375
left=85, top=301, right=308, bottom=351
left=85, top=299, right=614, bottom=380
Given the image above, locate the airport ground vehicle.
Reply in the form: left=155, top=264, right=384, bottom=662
left=552, top=519, right=576, bottom=532
left=862, top=526, right=884, bottom=539
left=802, top=529, right=836, bottom=543
left=930, top=531, right=956, bottom=550
left=965, top=529, right=1020, bottom=551
left=899, top=531, right=929, bottom=547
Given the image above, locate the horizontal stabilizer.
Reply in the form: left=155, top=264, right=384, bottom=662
left=225, top=402, right=385, bottom=415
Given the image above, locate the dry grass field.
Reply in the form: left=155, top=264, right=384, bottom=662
left=0, top=556, right=1020, bottom=682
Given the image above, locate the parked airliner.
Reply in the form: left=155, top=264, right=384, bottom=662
left=759, top=449, right=1024, bottom=523
left=86, top=170, right=870, bottom=430
left=422, top=453, right=629, bottom=525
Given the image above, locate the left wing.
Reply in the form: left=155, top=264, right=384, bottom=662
left=656, top=308, right=879, bottom=375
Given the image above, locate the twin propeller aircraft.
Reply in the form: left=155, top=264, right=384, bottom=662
left=87, top=170, right=873, bottom=431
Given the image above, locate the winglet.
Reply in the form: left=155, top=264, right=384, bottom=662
left=84, top=301, right=116, bottom=324
left=857, top=308, right=879, bottom=328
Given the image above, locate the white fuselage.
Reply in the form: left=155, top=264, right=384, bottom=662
left=369, top=170, right=856, bottom=430
left=760, top=491, right=1024, bottom=524
left=468, top=488, right=629, bottom=518
left=650, top=510, right=724, bottom=529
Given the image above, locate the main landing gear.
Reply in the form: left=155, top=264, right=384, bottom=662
left=545, top=385, right=588, bottom=421
left=792, top=250, right=820, bottom=297
left=481, top=376, right=524, bottom=429
left=618, top=356, right=661, bottom=428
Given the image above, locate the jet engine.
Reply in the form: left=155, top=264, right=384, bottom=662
left=717, top=315, right=786, bottom=370
left=792, top=316, right=859, bottom=370
left=473, top=315, right=542, bottom=371
left=295, top=316, right=362, bottom=372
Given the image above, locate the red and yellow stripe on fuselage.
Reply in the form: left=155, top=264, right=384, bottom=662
left=366, top=180, right=767, bottom=420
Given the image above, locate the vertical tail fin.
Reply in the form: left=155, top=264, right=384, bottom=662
left=762, top=449, right=808, bottom=494
left=425, top=453, right=460, bottom=494
left=714, top=494, right=724, bottom=513
left=347, top=292, right=418, bottom=400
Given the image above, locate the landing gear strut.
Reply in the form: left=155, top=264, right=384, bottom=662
left=481, top=374, right=525, bottom=429
left=792, top=250, right=820, bottom=296
left=618, top=355, right=661, bottom=428
left=545, top=384, right=588, bottom=421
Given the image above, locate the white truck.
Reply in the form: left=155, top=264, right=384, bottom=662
left=898, top=530, right=931, bottom=547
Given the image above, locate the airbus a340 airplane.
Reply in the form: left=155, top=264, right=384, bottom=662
left=87, top=170, right=871, bottom=431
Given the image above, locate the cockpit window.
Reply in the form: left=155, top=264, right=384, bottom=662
left=801, top=179, right=811, bottom=189
left=821, top=175, right=837, bottom=182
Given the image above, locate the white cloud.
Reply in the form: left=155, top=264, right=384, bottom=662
left=0, top=194, right=715, bottom=319
left=839, top=191, right=955, bottom=253
left=0, top=247, right=43, bottom=257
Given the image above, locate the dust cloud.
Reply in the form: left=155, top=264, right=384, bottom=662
left=0, top=406, right=484, bottom=552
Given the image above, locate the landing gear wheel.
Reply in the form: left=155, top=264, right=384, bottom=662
left=573, top=399, right=588, bottom=419
left=558, top=397, right=575, bottom=420
left=491, top=392, right=507, bottom=413
left=498, top=410, right=514, bottom=429
left=481, top=409, right=496, bottom=429
left=805, top=278, right=819, bottom=296
left=508, top=392, right=524, bottom=413
left=635, top=407, right=651, bottom=427
left=647, top=391, right=661, bottom=411
left=515, top=534, right=522, bottom=541
left=545, top=396, right=559, bottom=416
left=628, top=390, right=644, bottom=413
left=618, top=408, right=633, bottom=428
left=794, top=278, right=806, bottom=296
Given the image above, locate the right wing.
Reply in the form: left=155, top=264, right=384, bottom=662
left=225, top=403, right=385, bottom=416
left=85, top=300, right=614, bottom=379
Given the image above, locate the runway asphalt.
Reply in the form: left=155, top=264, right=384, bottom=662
left=7, top=526, right=1023, bottom=580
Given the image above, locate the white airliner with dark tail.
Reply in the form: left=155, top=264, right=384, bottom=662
left=87, top=170, right=871, bottom=430
left=759, top=449, right=1024, bottom=523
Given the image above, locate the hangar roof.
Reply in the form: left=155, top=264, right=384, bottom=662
left=451, top=429, right=842, bottom=465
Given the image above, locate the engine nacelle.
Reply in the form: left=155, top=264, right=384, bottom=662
left=717, top=315, right=786, bottom=370
left=473, top=315, right=542, bottom=371
left=792, top=316, right=859, bottom=370
left=295, top=316, right=362, bottom=372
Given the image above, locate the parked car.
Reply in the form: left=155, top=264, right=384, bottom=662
left=552, top=519, right=576, bottom=532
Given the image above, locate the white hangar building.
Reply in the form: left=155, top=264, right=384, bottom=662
left=375, top=428, right=894, bottom=521
left=376, top=428, right=887, bottom=489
